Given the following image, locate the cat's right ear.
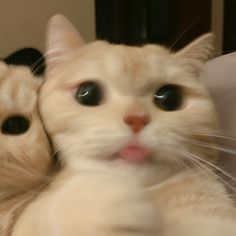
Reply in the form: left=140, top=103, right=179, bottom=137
left=46, top=14, right=85, bottom=77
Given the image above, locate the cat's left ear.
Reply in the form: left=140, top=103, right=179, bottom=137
left=46, top=14, right=85, bottom=77
left=175, top=33, right=214, bottom=74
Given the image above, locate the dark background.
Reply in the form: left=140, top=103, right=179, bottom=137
left=96, top=0, right=235, bottom=53
left=223, top=0, right=236, bottom=53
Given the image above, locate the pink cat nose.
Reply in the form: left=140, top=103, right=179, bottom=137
left=124, top=114, right=150, bottom=133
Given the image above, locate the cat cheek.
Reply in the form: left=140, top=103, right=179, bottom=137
left=140, top=127, right=179, bottom=152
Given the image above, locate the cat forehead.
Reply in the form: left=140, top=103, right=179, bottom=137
left=0, top=64, right=41, bottom=114
left=76, top=41, right=171, bottom=67
left=63, top=41, right=181, bottom=88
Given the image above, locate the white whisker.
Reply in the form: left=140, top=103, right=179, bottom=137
left=181, top=151, right=236, bottom=194
left=182, top=151, right=236, bottom=185
left=189, top=132, right=236, bottom=142
left=30, top=56, right=45, bottom=72
left=181, top=152, right=219, bottom=192
left=182, top=138, right=236, bottom=156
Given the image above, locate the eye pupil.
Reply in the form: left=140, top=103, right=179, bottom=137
left=154, top=85, right=183, bottom=111
left=75, top=81, right=102, bottom=106
left=1, top=116, right=30, bottom=135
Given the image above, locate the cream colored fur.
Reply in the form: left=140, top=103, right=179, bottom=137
left=12, top=15, right=236, bottom=235
left=0, top=62, right=52, bottom=236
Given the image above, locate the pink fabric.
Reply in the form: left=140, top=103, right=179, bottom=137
left=201, top=52, right=236, bottom=180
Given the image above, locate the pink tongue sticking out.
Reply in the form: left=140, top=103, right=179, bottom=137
left=118, top=144, right=150, bottom=164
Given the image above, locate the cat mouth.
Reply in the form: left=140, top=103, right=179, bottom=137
left=116, top=142, right=151, bottom=164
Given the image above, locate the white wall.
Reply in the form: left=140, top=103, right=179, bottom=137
left=0, top=0, right=95, bottom=57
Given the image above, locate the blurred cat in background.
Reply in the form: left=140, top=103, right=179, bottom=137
left=12, top=15, right=236, bottom=236
left=0, top=61, right=53, bottom=236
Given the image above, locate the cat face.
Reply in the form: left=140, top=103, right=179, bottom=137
left=0, top=62, right=51, bottom=196
left=40, top=15, right=218, bottom=184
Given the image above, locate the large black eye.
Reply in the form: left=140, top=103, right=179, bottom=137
left=75, top=81, right=102, bottom=106
left=1, top=116, right=30, bottom=135
left=154, top=85, right=183, bottom=111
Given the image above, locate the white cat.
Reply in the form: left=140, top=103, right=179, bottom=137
left=12, top=15, right=236, bottom=236
left=0, top=62, right=52, bottom=236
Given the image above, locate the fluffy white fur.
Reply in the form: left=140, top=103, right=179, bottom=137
left=0, top=62, right=52, bottom=236
left=12, top=15, right=236, bottom=236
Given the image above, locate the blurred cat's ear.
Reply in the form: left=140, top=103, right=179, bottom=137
left=175, top=33, right=214, bottom=62
left=174, top=33, right=214, bottom=75
left=46, top=14, right=85, bottom=76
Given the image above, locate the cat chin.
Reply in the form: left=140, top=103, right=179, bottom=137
left=66, top=156, right=180, bottom=187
